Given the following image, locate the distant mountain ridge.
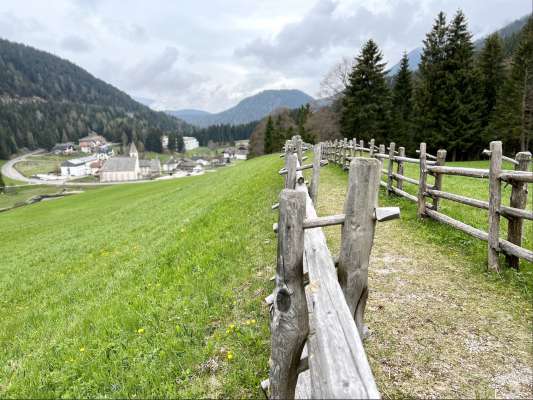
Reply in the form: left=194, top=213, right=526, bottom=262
left=167, top=89, right=314, bottom=127
left=387, top=14, right=530, bottom=76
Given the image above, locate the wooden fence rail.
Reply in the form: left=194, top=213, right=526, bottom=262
left=320, top=139, right=533, bottom=271
left=263, top=136, right=400, bottom=399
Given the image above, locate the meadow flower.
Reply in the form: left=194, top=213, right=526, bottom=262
left=137, top=328, right=145, bottom=334
left=227, top=351, right=234, bottom=361
left=79, top=347, right=85, bottom=352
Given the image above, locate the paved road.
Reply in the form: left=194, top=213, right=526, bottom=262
left=1, top=152, right=195, bottom=187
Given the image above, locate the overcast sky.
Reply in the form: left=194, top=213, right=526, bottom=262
left=0, top=0, right=530, bottom=112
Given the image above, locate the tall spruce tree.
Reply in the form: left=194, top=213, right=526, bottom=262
left=442, top=10, right=483, bottom=159
left=491, top=17, right=533, bottom=152
left=264, top=115, right=275, bottom=153
left=415, top=12, right=449, bottom=150
left=341, top=39, right=391, bottom=142
left=479, top=33, right=505, bottom=131
left=392, top=52, right=415, bottom=151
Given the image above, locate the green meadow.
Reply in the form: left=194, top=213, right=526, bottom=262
left=0, top=155, right=281, bottom=398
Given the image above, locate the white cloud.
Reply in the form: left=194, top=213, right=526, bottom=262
left=0, top=0, right=530, bottom=111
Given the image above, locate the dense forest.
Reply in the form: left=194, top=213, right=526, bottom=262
left=192, top=121, right=259, bottom=146
left=0, top=38, right=193, bottom=159
left=252, top=13, right=532, bottom=160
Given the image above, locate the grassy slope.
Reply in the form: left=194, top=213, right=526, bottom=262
left=0, top=155, right=281, bottom=398
left=311, top=164, right=532, bottom=397
left=0, top=160, right=23, bottom=186
left=383, top=159, right=532, bottom=295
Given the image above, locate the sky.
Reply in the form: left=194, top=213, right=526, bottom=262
left=0, top=0, right=530, bottom=112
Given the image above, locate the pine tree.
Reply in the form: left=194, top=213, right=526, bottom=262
left=392, top=52, right=414, bottom=150
left=478, top=33, right=505, bottom=130
left=341, top=39, right=391, bottom=143
left=415, top=12, right=449, bottom=150
left=264, top=116, right=275, bottom=153
left=272, top=115, right=285, bottom=151
left=491, top=17, right=533, bottom=152
left=177, top=135, right=185, bottom=153
left=0, top=171, right=5, bottom=193
left=442, top=10, right=483, bottom=159
left=167, top=132, right=177, bottom=152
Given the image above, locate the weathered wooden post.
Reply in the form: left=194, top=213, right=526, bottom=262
left=295, top=138, right=303, bottom=165
left=359, top=139, right=364, bottom=157
left=338, top=158, right=381, bottom=339
left=369, top=139, right=375, bottom=157
left=378, top=144, right=386, bottom=172
left=352, top=138, right=357, bottom=159
left=432, top=149, right=447, bottom=211
left=387, top=142, right=396, bottom=194
left=397, top=147, right=405, bottom=191
left=285, top=153, right=298, bottom=190
left=488, top=141, right=503, bottom=272
left=310, top=144, right=322, bottom=206
left=417, top=143, right=428, bottom=218
left=269, top=189, right=308, bottom=400
left=506, top=151, right=531, bottom=268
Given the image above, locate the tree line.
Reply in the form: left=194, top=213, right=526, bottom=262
left=192, top=121, right=259, bottom=147
left=340, top=11, right=532, bottom=159
left=253, top=12, right=531, bottom=160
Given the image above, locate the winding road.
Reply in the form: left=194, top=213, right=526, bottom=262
left=1, top=152, right=194, bottom=187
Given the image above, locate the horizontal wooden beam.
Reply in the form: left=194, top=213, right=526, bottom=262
left=425, top=208, right=488, bottom=241
left=500, top=205, right=533, bottom=221
left=499, top=171, right=533, bottom=183
left=427, top=166, right=490, bottom=179
left=390, top=186, right=417, bottom=203
left=426, top=189, right=489, bottom=210
left=499, top=238, right=533, bottom=263
left=482, top=149, right=520, bottom=166
left=416, top=149, right=437, bottom=160
left=303, top=214, right=345, bottom=229
left=392, top=172, right=419, bottom=186
left=374, top=206, right=401, bottom=222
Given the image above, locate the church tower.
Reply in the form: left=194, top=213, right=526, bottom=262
left=129, top=142, right=139, bottom=159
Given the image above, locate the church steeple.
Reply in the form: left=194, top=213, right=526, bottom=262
left=129, top=142, right=139, bottom=159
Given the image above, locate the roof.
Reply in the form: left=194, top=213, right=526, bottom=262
left=164, top=157, right=177, bottom=165
left=53, top=142, right=74, bottom=149
left=61, top=156, right=97, bottom=167
left=139, top=159, right=160, bottom=171
left=101, top=157, right=137, bottom=172
left=79, top=134, right=106, bottom=142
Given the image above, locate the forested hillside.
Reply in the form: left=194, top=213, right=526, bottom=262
left=0, top=39, right=193, bottom=158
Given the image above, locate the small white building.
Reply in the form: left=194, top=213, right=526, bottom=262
left=183, top=136, right=199, bottom=151
left=60, top=156, right=98, bottom=177
left=163, top=157, right=179, bottom=172
left=161, top=135, right=169, bottom=150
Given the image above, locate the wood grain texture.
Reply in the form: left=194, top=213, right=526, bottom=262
left=487, top=141, right=502, bottom=272
left=432, top=149, right=447, bottom=211
left=417, top=143, right=428, bottom=218
left=270, top=189, right=309, bottom=399
left=397, top=147, right=405, bottom=191
left=338, top=158, right=381, bottom=339
left=387, top=142, right=396, bottom=194
left=309, top=144, right=322, bottom=207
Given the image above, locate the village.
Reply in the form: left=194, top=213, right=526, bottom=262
left=22, top=133, right=249, bottom=184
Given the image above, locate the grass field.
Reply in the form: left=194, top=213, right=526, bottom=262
left=0, top=160, right=24, bottom=186
left=1, top=152, right=531, bottom=397
left=0, top=155, right=281, bottom=398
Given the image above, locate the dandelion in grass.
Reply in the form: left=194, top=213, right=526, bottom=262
left=227, top=351, right=234, bottom=361
left=137, top=328, right=145, bottom=334
left=79, top=347, right=85, bottom=352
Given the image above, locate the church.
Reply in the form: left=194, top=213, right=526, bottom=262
left=100, top=143, right=160, bottom=183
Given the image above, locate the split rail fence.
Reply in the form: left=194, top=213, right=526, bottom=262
left=321, top=138, right=533, bottom=271
left=262, top=136, right=400, bottom=399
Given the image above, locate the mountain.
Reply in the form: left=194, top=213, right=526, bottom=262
left=168, top=89, right=314, bottom=127
left=387, top=14, right=530, bottom=76
left=0, top=38, right=192, bottom=158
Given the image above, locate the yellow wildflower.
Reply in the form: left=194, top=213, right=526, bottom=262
left=227, top=351, right=234, bottom=361
left=79, top=347, right=85, bottom=352
left=137, top=328, right=145, bottom=334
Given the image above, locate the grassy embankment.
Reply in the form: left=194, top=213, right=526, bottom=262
left=14, top=154, right=77, bottom=177
left=0, top=154, right=282, bottom=398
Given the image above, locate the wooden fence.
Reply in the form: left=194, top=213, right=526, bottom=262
left=321, top=138, right=533, bottom=271
left=262, top=136, right=400, bottom=399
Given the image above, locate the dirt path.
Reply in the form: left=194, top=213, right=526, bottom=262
left=316, top=167, right=532, bottom=399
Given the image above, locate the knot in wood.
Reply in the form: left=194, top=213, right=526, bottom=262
left=276, top=287, right=291, bottom=312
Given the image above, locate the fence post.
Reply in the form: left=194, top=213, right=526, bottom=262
left=386, top=142, right=396, bottom=194
left=397, top=147, right=405, bottom=191
left=417, top=143, right=428, bottom=218
left=310, top=144, right=322, bottom=206
left=359, top=139, right=364, bottom=157
left=352, top=138, right=357, bottom=159
left=270, top=189, right=308, bottom=399
left=432, top=149, right=447, bottom=211
left=488, top=141, right=503, bottom=272
left=338, top=158, right=381, bottom=339
left=285, top=153, right=298, bottom=189
left=369, top=139, right=375, bottom=157
left=295, top=138, right=303, bottom=165
left=506, top=151, right=531, bottom=269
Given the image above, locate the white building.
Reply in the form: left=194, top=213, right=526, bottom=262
left=161, top=135, right=169, bottom=150
left=183, top=136, right=199, bottom=151
left=60, top=156, right=98, bottom=177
